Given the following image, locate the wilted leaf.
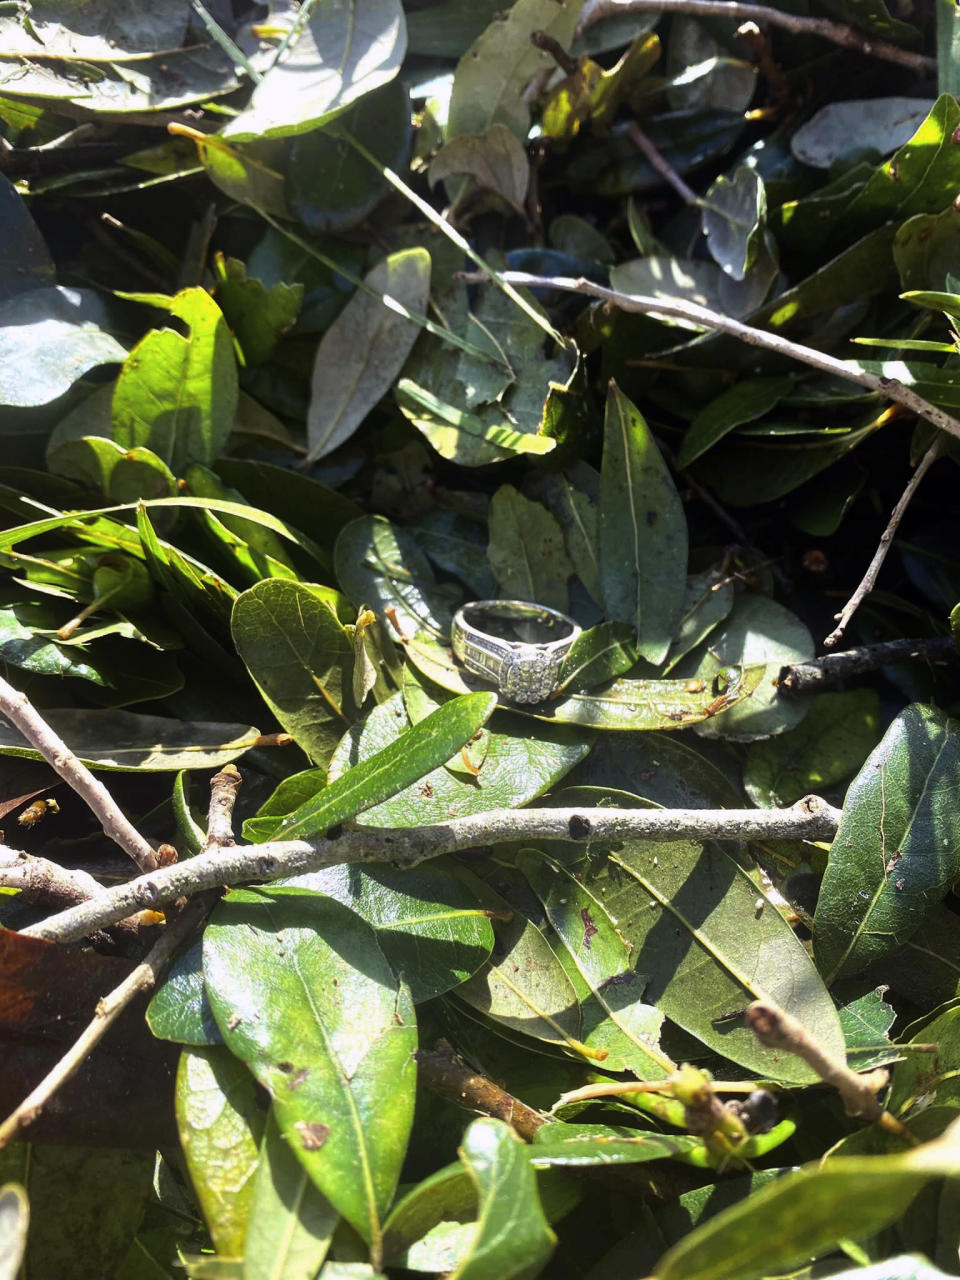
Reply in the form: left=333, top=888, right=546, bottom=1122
left=307, top=249, right=431, bottom=462
left=429, top=124, right=530, bottom=212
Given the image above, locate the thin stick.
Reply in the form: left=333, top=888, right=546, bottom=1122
left=457, top=271, right=960, bottom=446
left=416, top=1040, right=546, bottom=1141
left=0, top=892, right=216, bottom=1149
left=824, top=436, right=945, bottom=647
left=626, top=121, right=700, bottom=205
left=21, top=796, right=842, bottom=945
left=205, top=763, right=242, bottom=850
left=0, top=843, right=101, bottom=909
left=745, top=1000, right=916, bottom=1142
left=576, top=0, right=935, bottom=76
left=779, top=635, right=957, bottom=694
left=0, top=674, right=160, bottom=873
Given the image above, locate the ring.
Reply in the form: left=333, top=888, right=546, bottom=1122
left=451, top=600, right=581, bottom=704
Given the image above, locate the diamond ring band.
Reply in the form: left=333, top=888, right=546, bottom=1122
left=451, top=600, right=581, bottom=705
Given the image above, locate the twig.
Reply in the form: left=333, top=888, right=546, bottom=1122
left=575, top=0, right=935, bottom=76
left=0, top=843, right=101, bottom=909
left=205, top=764, right=242, bottom=850
left=745, top=1000, right=915, bottom=1142
left=456, top=271, right=960, bottom=447
left=20, top=797, right=842, bottom=945
left=824, top=436, right=945, bottom=647
left=0, top=892, right=217, bottom=1149
left=779, top=635, right=957, bottom=693
left=626, top=121, right=700, bottom=205
left=0, top=674, right=160, bottom=873
left=416, top=1040, right=546, bottom=1141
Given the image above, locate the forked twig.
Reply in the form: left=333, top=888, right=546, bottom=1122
left=576, top=0, right=935, bottom=76
left=824, top=436, right=945, bottom=647
left=0, top=674, right=161, bottom=873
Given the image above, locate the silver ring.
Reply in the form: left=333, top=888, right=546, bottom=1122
left=451, top=600, right=581, bottom=704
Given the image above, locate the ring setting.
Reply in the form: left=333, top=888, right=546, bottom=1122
left=451, top=600, right=581, bottom=704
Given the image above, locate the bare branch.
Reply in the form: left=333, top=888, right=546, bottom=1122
left=779, top=635, right=957, bottom=694
left=0, top=674, right=161, bottom=873
left=824, top=436, right=946, bottom=647
left=576, top=0, right=935, bottom=75
left=457, top=272, right=960, bottom=447
left=0, top=892, right=216, bottom=1149
left=21, top=796, right=842, bottom=945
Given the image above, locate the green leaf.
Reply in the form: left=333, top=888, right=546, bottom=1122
left=652, top=1117, right=960, bottom=1280
left=687, top=594, right=814, bottom=741
left=334, top=515, right=459, bottom=638
left=243, top=1109, right=338, bottom=1280
left=231, top=580, right=357, bottom=767
left=744, top=690, right=881, bottom=807
left=888, top=1000, right=960, bottom=1116
left=306, top=248, right=430, bottom=462
left=326, top=691, right=589, bottom=828
left=275, top=860, right=494, bottom=1002
left=677, top=377, right=794, bottom=469
left=813, top=704, right=960, bottom=983
left=446, top=0, right=584, bottom=146
left=599, top=383, right=688, bottom=664
left=537, top=469, right=601, bottom=605
left=223, top=0, right=406, bottom=142
left=429, top=124, right=530, bottom=212
left=552, top=828, right=845, bottom=1083
left=112, top=288, right=239, bottom=474
left=457, top=912, right=586, bottom=1052
left=0, top=708, right=258, bottom=770
left=0, top=1183, right=28, bottom=1280
left=213, top=257, right=302, bottom=367
left=835, top=984, right=900, bottom=1072
left=48, top=435, right=177, bottom=504
left=529, top=1122, right=703, bottom=1167
left=662, top=570, right=735, bottom=674
left=448, top=1119, right=556, bottom=1280
left=486, top=485, right=573, bottom=612
left=175, top=1044, right=265, bottom=1257
left=0, top=287, right=126, bottom=408
left=790, top=97, right=932, bottom=171
left=894, top=204, right=960, bottom=291
left=518, top=849, right=673, bottom=1079
left=382, top=1164, right=478, bottom=1265
left=781, top=96, right=960, bottom=249
left=203, top=889, right=417, bottom=1247
left=395, top=381, right=557, bottom=460
left=147, top=938, right=222, bottom=1046
left=556, top=622, right=638, bottom=695
left=172, top=127, right=289, bottom=216
left=250, top=690, right=497, bottom=842
left=401, top=629, right=765, bottom=731
left=0, top=600, right=109, bottom=683
left=702, top=166, right=766, bottom=281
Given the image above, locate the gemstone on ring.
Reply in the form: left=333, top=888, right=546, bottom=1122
left=450, top=600, right=581, bottom=705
